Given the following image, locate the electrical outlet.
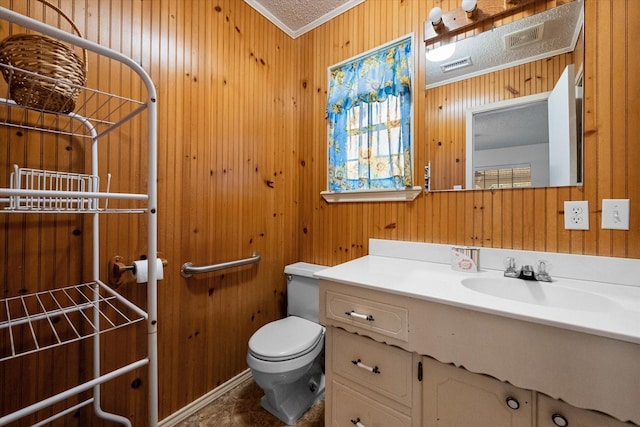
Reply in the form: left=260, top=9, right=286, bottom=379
left=564, top=201, right=589, bottom=230
left=601, top=199, right=630, bottom=230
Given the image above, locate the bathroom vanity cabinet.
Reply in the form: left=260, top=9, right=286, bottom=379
left=422, top=357, right=632, bottom=427
left=422, top=356, right=533, bottom=427
left=320, top=278, right=639, bottom=427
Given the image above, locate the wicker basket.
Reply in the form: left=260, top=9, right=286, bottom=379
left=0, top=0, right=87, bottom=114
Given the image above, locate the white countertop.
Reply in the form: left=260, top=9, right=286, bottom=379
left=315, top=255, right=640, bottom=345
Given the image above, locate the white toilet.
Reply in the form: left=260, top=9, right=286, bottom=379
left=246, top=262, right=327, bottom=425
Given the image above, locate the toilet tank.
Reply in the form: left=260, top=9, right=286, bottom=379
left=284, top=262, right=327, bottom=323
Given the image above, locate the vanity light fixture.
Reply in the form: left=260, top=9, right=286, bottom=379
left=429, top=7, right=444, bottom=31
left=461, top=0, right=478, bottom=18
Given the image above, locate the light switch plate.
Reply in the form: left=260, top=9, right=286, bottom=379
left=601, top=199, right=630, bottom=230
left=564, top=201, right=589, bottom=230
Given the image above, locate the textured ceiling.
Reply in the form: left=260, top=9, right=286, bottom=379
left=243, top=0, right=365, bottom=39
left=474, top=100, right=549, bottom=151
left=425, top=0, right=583, bottom=88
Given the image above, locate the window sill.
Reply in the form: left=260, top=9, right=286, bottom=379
left=321, top=186, right=422, bottom=203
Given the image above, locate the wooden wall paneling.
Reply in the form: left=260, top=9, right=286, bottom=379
left=462, top=190, right=474, bottom=245
left=628, top=0, right=640, bottom=257
left=297, top=35, right=311, bottom=262
left=593, top=0, right=613, bottom=256
left=523, top=189, right=536, bottom=250
left=570, top=4, right=594, bottom=257
left=192, top=0, right=211, bottom=404
left=508, top=189, right=523, bottom=249
left=251, top=5, right=271, bottom=345
left=544, top=188, right=558, bottom=253
left=316, top=30, right=327, bottom=262
left=199, top=1, right=216, bottom=394
left=216, top=0, right=236, bottom=387
left=491, top=188, right=503, bottom=248
left=609, top=1, right=630, bottom=258
left=161, top=0, right=182, bottom=414
left=449, top=191, right=462, bottom=244
left=473, top=189, right=484, bottom=246
left=389, top=200, right=399, bottom=241
left=399, top=203, right=408, bottom=243
left=445, top=192, right=455, bottom=244
left=430, top=192, right=442, bottom=243
left=453, top=76, right=463, bottom=188
left=533, top=188, right=547, bottom=251
left=554, top=186, right=569, bottom=253
left=211, top=0, right=227, bottom=387
left=244, top=4, right=261, bottom=351
left=204, top=1, right=221, bottom=395
left=481, top=189, right=492, bottom=247
left=431, top=193, right=441, bottom=244
left=500, top=189, right=513, bottom=249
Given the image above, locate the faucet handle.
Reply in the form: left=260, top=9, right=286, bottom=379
left=503, top=257, right=520, bottom=277
left=535, top=259, right=552, bottom=282
left=504, top=257, right=516, bottom=269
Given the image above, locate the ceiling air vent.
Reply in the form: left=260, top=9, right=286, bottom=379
left=440, top=56, right=472, bottom=73
left=504, top=22, right=545, bottom=50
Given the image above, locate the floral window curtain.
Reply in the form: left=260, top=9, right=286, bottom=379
left=327, top=38, right=412, bottom=192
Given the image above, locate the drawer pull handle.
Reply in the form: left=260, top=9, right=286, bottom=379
left=350, top=417, right=366, bottom=427
left=551, top=414, right=569, bottom=427
left=506, top=397, right=520, bottom=410
left=345, top=310, right=374, bottom=321
left=352, top=358, right=381, bottom=374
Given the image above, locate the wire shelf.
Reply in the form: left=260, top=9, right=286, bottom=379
left=0, top=62, right=147, bottom=140
left=6, top=164, right=106, bottom=211
left=0, top=281, right=147, bottom=362
left=1, top=165, right=150, bottom=213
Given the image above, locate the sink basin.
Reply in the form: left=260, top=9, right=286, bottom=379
left=460, top=277, right=620, bottom=312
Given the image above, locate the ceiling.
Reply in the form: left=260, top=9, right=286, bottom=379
left=425, top=0, right=583, bottom=88
left=474, top=100, right=548, bottom=151
left=242, top=0, right=365, bottom=39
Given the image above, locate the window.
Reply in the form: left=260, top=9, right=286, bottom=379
left=473, top=166, right=532, bottom=189
left=325, top=36, right=417, bottom=201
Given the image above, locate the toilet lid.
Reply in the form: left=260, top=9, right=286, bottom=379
left=249, top=316, right=324, bottom=362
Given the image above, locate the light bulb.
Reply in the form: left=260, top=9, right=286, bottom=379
left=461, top=0, right=477, bottom=18
left=429, top=7, right=443, bottom=27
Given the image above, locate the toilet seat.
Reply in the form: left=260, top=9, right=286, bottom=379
left=248, top=316, right=324, bottom=362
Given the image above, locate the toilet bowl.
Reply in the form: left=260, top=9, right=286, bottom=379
left=246, top=262, right=327, bottom=425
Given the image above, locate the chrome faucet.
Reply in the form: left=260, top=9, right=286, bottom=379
left=503, top=257, right=552, bottom=282
left=520, top=264, right=536, bottom=280
left=503, top=257, right=519, bottom=278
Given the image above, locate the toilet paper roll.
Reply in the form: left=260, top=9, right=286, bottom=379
left=133, top=259, right=164, bottom=283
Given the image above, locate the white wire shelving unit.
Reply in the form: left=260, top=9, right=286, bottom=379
left=0, top=6, right=159, bottom=427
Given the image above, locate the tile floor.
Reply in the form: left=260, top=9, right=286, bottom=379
left=174, top=377, right=324, bottom=427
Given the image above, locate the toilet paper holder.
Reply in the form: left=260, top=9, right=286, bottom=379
left=109, top=255, right=168, bottom=288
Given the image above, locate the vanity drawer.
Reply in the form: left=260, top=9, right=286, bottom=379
left=331, top=326, right=413, bottom=406
left=331, top=380, right=412, bottom=427
left=325, top=289, right=409, bottom=342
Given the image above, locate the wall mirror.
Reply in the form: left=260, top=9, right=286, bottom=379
left=425, top=0, right=584, bottom=191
